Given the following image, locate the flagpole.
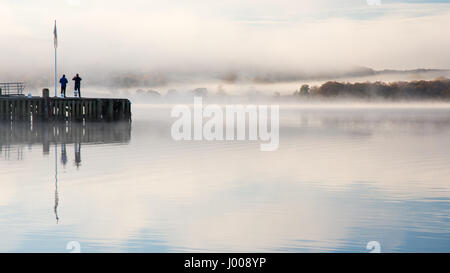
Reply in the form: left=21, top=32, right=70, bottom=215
left=54, top=20, right=57, bottom=97
left=55, top=44, right=57, bottom=97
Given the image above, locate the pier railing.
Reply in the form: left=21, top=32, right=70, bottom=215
left=0, top=82, right=25, bottom=96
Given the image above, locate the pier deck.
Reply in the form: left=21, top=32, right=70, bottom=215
left=0, top=96, right=131, bottom=122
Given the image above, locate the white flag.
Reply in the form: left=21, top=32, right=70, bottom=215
left=54, top=21, right=58, bottom=48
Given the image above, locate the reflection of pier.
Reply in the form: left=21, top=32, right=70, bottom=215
left=0, top=121, right=131, bottom=158
left=0, top=121, right=131, bottom=145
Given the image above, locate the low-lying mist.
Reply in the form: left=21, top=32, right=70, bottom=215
left=89, top=77, right=450, bottom=105
left=12, top=67, right=450, bottom=105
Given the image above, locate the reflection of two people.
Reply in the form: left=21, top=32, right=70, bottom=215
left=55, top=142, right=82, bottom=223
left=59, top=143, right=81, bottom=168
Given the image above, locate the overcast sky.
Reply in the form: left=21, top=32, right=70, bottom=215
left=1, top=0, right=449, bottom=84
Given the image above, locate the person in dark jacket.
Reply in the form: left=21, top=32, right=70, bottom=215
left=59, top=74, right=68, bottom=98
left=72, top=74, right=82, bottom=98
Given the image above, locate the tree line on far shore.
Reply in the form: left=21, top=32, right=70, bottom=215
left=293, top=78, right=450, bottom=100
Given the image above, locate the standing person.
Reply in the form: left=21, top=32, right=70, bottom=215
left=59, top=74, right=68, bottom=98
left=72, top=73, right=82, bottom=98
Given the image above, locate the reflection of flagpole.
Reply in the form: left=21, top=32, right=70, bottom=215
left=54, top=143, right=59, bottom=223
left=54, top=20, right=58, bottom=97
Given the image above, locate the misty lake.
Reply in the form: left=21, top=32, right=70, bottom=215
left=0, top=103, right=449, bottom=252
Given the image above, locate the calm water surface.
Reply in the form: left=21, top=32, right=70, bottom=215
left=0, top=103, right=449, bottom=252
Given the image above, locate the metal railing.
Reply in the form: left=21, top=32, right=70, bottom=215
left=0, top=82, right=25, bottom=96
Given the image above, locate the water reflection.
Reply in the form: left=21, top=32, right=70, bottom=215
left=0, top=121, right=131, bottom=161
left=55, top=143, right=59, bottom=224
left=0, top=121, right=132, bottom=227
left=0, top=105, right=450, bottom=252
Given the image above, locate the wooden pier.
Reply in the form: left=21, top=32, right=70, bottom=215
left=0, top=94, right=131, bottom=122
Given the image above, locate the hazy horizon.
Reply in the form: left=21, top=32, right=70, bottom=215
left=1, top=0, right=450, bottom=92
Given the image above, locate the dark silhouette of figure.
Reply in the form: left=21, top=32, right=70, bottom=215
left=59, top=74, right=68, bottom=98
left=61, top=143, right=67, bottom=166
left=74, top=143, right=81, bottom=168
left=72, top=74, right=82, bottom=98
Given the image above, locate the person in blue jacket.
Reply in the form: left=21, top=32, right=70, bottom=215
left=59, top=74, right=68, bottom=98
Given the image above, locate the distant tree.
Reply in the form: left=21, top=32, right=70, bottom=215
left=193, top=88, right=208, bottom=97
left=147, top=90, right=161, bottom=97
left=312, top=79, right=450, bottom=99
left=299, top=84, right=310, bottom=96
left=318, top=82, right=346, bottom=96
left=166, top=89, right=178, bottom=97
left=217, top=85, right=228, bottom=96
left=309, top=86, right=320, bottom=95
